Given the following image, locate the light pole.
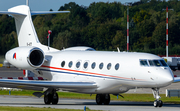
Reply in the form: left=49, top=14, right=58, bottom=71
left=47, top=30, right=52, bottom=50
left=126, top=2, right=132, bottom=52
left=162, top=6, right=173, bottom=57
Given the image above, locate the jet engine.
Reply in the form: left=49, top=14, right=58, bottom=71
left=5, top=46, right=44, bottom=70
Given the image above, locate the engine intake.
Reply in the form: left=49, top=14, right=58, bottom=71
left=28, top=48, right=44, bottom=67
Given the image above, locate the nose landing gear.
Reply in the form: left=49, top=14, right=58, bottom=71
left=154, top=100, right=163, bottom=107
left=152, top=88, right=163, bottom=107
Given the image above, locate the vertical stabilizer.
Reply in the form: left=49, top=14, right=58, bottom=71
left=8, top=5, right=40, bottom=47
left=0, top=4, right=69, bottom=51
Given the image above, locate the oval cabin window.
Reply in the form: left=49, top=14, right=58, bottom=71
left=115, top=63, right=119, bottom=70
left=91, top=62, right=96, bottom=69
left=68, top=61, right=73, bottom=68
left=107, top=63, right=111, bottom=70
left=61, top=61, right=65, bottom=67
left=99, top=63, right=104, bottom=70
left=84, top=62, right=88, bottom=69
left=76, top=61, right=81, bottom=68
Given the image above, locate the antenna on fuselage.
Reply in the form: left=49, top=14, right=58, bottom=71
left=117, top=47, right=120, bottom=53
left=26, top=0, right=29, bottom=6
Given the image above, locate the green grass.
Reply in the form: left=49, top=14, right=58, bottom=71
left=1, top=90, right=180, bottom=104
left=0, top=106, right=101, bottom=111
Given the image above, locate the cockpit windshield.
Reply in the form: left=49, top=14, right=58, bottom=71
left=140, top=59, right=168, bottom=67
left=159, top=60, right=168, bottom=66
left=148, top=60, right=161, bottom=66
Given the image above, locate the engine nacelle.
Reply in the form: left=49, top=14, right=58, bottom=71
left=5, top=46, right=44, bottom=70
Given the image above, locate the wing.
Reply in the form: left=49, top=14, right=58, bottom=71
left=0, top=79, right=97, bottom=91
left=174, top=77, right=180, bottom=82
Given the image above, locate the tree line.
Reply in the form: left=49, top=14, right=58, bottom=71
left=1, top=0, right=180, bottom=55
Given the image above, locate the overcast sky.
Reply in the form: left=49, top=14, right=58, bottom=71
left=0, top=0, right=140, bottom=11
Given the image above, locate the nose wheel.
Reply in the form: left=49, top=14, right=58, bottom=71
left=152, top=88, right=163, bottom=107
left=154, top=100, right=163, bottom=107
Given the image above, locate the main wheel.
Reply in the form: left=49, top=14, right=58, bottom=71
left=153, top=100, right=159, bottom=107
left=103, top=94, right=110, bottom=105
left=158, top=100, right=163, bottom=107
left=44, top=93, right=52, bottom=104
left=52, top=93, right=59, bottom=104
left=96, top=94, right=103, bottom=105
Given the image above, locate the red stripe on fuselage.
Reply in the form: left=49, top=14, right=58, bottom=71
left=41, top=65, right=144, bottom=81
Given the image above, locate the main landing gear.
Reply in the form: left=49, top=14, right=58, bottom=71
left=152, top=88, right=163, bottom=107
left=44, top=89, right=59, bottom=104
left=96, top=94, right=110, bottom=105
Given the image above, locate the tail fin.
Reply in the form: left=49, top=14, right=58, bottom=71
left=0, top=5, right=69, bottom=48
left=1, top=5, right=40, bottom=46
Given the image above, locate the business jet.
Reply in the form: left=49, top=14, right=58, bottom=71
left=0, top=3, right=176, bottom=107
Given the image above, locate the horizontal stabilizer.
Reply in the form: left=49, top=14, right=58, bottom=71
left=31, top=11, right=70, bottom=15
left=0, top=11, right=26, bottom=16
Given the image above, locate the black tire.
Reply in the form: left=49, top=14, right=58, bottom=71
left=158, top=100, right=163, bottom=107
left=103, top=94, right=110, bottom=105
left=52, top=93, right=59, bottom=104
left=96, top=94, right=103, bottom=105
left=44, top=94, right=52, bottom=104
left=153, top=100, right=159, bottom=107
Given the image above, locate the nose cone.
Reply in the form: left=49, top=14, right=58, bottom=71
left=162, top=74, right=174, bottom=85
left=157, top=70, right=174, bottom=87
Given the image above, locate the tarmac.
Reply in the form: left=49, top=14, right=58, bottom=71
left=0, top=95, right=180, bottom=111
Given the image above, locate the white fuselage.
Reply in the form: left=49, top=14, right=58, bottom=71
left=36, top=50, right=174, bottom=94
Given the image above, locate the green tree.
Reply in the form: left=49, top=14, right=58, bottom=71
left=137, top=19, right=155, bottom=38
left=133, top=10, right=151, bottom=23
left=36, top=27, right=49, bottom=45
left=111, top=30, right=126, bottom=51
left=33, top=16, right=45, bottom=28
left=0, top=31, right=17, bottom=54
left=53, top=30, right=72, bottom=49
left=152, top=22, right=166, bottom=48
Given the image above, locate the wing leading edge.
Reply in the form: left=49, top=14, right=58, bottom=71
left=174, top=77, right=180, bottom=82
left=0, top=79, right=97, bottom=91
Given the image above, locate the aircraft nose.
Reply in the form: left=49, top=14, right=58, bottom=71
left=158, top=71, right=174, bottom=86
left=164, top=74, right=173, bottom=83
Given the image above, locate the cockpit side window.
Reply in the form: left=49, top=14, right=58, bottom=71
left=160, top=60, right=168, bottom=67
left=140, top=60, right=149, bottom=66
